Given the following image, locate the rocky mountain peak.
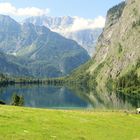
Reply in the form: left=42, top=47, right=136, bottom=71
left=105, top=1, right=126, bottom=29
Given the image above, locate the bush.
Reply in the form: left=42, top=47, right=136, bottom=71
left=0, top=100, right=6, bottom=105
left=11, top=94, right=24, bottom=106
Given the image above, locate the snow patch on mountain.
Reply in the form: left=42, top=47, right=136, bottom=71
left=25, top=16, right=104, bottom=56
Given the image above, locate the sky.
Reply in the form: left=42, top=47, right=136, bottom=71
left=0, top=0, right=124, bottom=18
left=0, top=0, right=124, bottom=29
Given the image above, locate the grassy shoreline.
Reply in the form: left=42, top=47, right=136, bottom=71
left=0, top=105, right=140, bottom=140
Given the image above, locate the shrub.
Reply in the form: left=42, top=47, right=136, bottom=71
left=11, top=94, right=24, bottom=106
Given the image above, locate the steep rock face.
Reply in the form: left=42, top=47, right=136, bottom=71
left=105, top=2, right=126, bottom=28
left=88, top=0, right=140, bottom=87
left=25, top=16, right=74, bottom=29
left=70, top=0, right=140, bottom=88
left=24, top=16, right=102, bottom=56
left=64, top=29, right=102, bottom=57
left=0, top=15, right=21, bottom=53
left=0, top=15, right=90, bottom=77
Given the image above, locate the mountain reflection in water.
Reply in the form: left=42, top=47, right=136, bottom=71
left=0, top=84, right=139, bottom=109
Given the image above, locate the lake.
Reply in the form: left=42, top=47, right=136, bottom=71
left=0, top=84, right=139, bottom=109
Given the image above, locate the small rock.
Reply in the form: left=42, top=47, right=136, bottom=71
left=136, top=108, right=140, bottom=114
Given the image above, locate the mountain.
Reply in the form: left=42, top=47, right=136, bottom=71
left=24, top=16, right=102, bottom=56
left=0, top=15, right=90, bottom=77
left=69, top=0, right=140, bottom=89
left=0, top=52, right=29, bottom=76
left=63, top=28, right=102, bottom=57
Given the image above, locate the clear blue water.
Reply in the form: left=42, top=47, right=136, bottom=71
left=0, top=85, right=89, bottom=109
left=0, top=84, right=139, bottom=109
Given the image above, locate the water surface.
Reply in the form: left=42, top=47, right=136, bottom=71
left=0, top=84, right=139, bottom=109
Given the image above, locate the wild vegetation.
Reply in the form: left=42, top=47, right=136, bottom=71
left=116, top=59, right=140, bottom=93
left=11, top=94, right=24, bottom=106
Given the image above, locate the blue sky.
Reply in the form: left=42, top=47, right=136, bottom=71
left=0, top=0, right=124, bottom=19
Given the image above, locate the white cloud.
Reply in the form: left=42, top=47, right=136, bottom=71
left=0, top=3, right=16, bottom=15
left=0, top=2, right=105, bottom=31
left=17, top=7, right=49, bottom=17
left=0, top=2, right=50, bottom=17
left=59, top=16, right=105, bottom=33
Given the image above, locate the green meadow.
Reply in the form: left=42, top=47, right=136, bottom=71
left=0, top=105, right=140, bottom=140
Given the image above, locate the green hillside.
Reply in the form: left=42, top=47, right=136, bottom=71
left=69, top=0, right=140, bottom=90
